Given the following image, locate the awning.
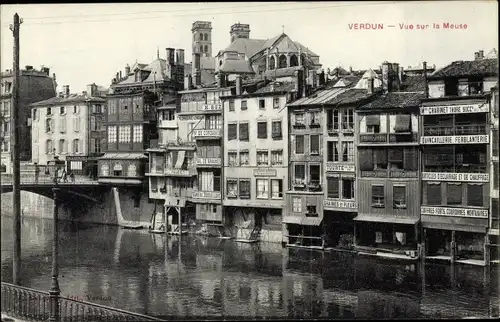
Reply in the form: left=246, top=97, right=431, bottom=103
left=174, top=150, right=186, bottom=169
left=354, top=214, right=419, bottom=225
left=394, top=114, right=411, bottom=132
left=99, top=153, right=147, bottom=160
left=366, top=115, right=380, bottom=126
left=422, top=221, right=487, bottom=233
left=301, top=217, right=323, bottom=226
left=283, top=216, right=303, bottom=224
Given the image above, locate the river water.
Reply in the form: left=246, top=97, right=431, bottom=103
left=1, top=216, right=499, bottom=319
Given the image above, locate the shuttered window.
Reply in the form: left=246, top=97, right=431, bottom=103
left=239, top=123, right=249, bottom=141
left=394, top=114, right=411, bottom=133
left=310, top=135, right=319, bottom=154
left=467, top=184, right=484, bottom=207
left=257, top=122, right=267, bottom=139
left=447, top=183, right=462, bottom=205
left=295, top=135, right=304, bottom=154
left=359, top=149, right=374, bottom=171
left=327, top=177, right=339, bottom=198
left=389, top=148, right=404, bottom=169
left=404, top=148, right=418, bottom=170
left=239, top=179, right=250, bottom=198
left=272, top=121, right=282, bottom=139
left=228, top=124, right=237, bottom=140
left=426, top=183, right=442, bottom=205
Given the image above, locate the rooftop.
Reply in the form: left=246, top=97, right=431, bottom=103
left=358, top=91, right=425, bottom=111
left=288, top=87, right=346, bottom=106
left=429, top=58, right=498, bottom=79
left=253, top=81, right=296, bottom=94
left=325, top=88, right=375, bottom=106
left=29, top=94, right=106, bottom=107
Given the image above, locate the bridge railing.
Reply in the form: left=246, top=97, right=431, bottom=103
left=1, top=282, right=162, bottom=321
left=0, top=173, right=99, bottom=185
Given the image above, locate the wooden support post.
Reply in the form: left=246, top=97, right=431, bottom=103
left=484, top=234, right=490, bottom=267
left=177, top=206, right=182, bottom=236
left=353, top=223, right=357, bottom=247
left=422, top=228, right=427, bottom=261
left=451, top=230, right=456, bottom=263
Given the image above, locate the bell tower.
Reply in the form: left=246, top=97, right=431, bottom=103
left=192, top=21, right=212, bottom=58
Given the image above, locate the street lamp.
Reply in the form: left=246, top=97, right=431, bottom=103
left=49, top=170, right=60, bottom=322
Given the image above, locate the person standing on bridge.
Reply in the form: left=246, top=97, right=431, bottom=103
left=62, top=168, right=68, bottom=183
left=34, top=163, right=40, bottom=184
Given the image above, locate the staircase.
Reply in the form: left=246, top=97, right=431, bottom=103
left=249, top=226, right=262, bottom=241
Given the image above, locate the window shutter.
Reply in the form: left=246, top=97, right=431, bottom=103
left=359, top=149, right=374, bottom=171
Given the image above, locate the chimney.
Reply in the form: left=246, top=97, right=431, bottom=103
left=392, top=63, right=400, bottom=91
left=479, top=50, right=484, bottom=59
left=235, top=75, right=242, bottom=95
left=367, top=77, right=374, bottom=94
left=302, top=68, right=307, bottom=98
left=42, top=67, right=50, bottom=76
left=474, top=52, right=480, bottom=60
left=52, top=73, right=56, bottom=81
left=293, top=71, right=300, bottom=92
left=349, top=66, right=353, bottom=74
left=399, top=66, right=404, bottom=84
left=166, top=48, right=175, bottom=65
left=319, top=71, right=325, bottom=86
left=381, top=61, right=391, bottom=92
left=184, top=74, right=192, bottom=90
left=116, top=72, right=119, bottom=82
left=221, top=73, right=227, bottom=88
left=119, top=71, right=122, bottom=80
left=423, top=61, right=428, bottom=98
left=58, top=92, right=64, bottom=98
left=125, top=64, right=130, bottom=75
left=62, top=85, right=70, bottom=98
left=192, top=53, right=201, bottom=87
left=175, top=49, right=185, bottom=65
left=87, top=83, right=98, bottom=97
left=25, top=65, right=33, bottom=71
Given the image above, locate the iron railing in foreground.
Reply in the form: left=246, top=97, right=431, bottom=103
left=1, top=282, right=162, bottom=321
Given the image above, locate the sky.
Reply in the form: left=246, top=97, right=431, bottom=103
left=0, top=1, right=498, bottom=93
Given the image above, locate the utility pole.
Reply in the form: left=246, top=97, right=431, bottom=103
left=9, top=13, right=23, bottom=286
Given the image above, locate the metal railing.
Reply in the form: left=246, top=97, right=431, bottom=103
left=0, top=173, right=99, bottom=186
left=1, top=282, right=162, bottom=321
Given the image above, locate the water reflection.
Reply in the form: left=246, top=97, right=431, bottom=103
left=1, top=216, right=498, bottom=319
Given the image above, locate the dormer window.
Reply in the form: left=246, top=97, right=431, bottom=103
left=468, top=77, right=483, bottom=95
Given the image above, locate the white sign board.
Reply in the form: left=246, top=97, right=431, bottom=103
left=420, top=103, right=489, bottom=115
left=421, top=206, right=488, bottom=219
left=164, top=169, right=192, bottom=176
left=202, top=104, right=222, bottom=111
left=326, top=163, right=355, bottom=172
left=193, top=129, right=221, bottom=137
left=197, top=158, right=221, bottom=166
left=192, top=191, right=221, bottom=199
left=420, top=135, right=489, bottom=145
left=324, top=199, right=357, bottom=210
left=422, top=172, right=489, bottom=182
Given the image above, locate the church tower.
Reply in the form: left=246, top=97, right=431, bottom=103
left=192, top=21, right=212, bottom=57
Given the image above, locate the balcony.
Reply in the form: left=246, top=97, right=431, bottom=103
left=196, top=157, right=221, bottom=167
left=308, top=180, right=322, bottom=192
left=309, top=122, right=321, bottom=129
left=327, top=126, right=339, bottom=134
left=389, top=133, right=418, bottom=143
left=359, top=133, right=387, bottom=143
left=423, top=125, right=487, bottom=136
left=292, top=122, right=306, bottom=129
left=192, top=190, right=222, bottom=200
left=193, top=129, right=222, bottom=140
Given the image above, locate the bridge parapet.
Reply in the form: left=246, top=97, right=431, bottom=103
left=1, top=282, right=161, bottom=321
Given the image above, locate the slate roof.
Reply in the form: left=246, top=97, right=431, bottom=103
left=288, top=87, right=346, bottom=106
left=429, top=58, right=498, bottom=79
left=219, top=59, right=255, bottom=74
left=400, top=75, right=426, bottom=92
left=30, top=94, right=106, bottom=107
left=221, top=38, right=267, bottom=58
left=325, top=88, right=374, bottom=106
left=184, top=67, right=216, bottom=87
left=358, top=91, right=424, bottom=111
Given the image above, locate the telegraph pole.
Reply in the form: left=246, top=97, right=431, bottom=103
left=9, top=13, right=23, bottom=285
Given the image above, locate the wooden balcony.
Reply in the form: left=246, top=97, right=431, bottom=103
left=389, top=133, right=418, bottom=143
